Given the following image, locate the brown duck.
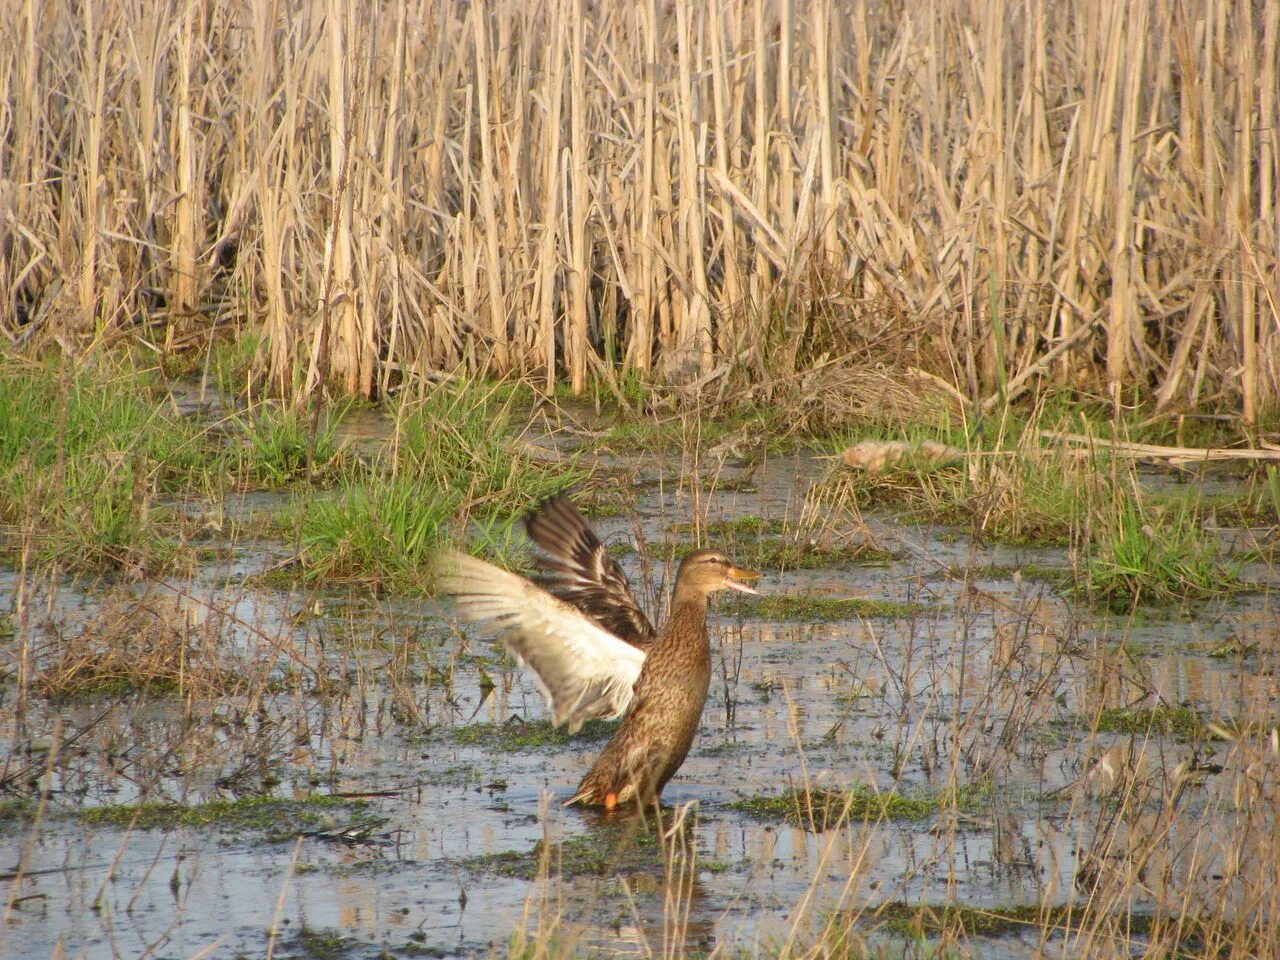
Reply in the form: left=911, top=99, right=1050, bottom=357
left=432, top=495, right=758, bottom=810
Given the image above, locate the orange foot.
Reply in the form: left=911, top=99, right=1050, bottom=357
left=604, top=792, right=618, bottom=811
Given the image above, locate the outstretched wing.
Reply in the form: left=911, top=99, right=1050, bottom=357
left=524, top=495, right=656, bottom=649
left=431, top=550, right=645, bottom=733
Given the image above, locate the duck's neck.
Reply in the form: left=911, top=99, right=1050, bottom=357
left=659, top=588, right=708, bottom=647
left=670, top=584, right=709, bottom=616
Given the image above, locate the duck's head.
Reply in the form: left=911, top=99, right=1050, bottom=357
left=675, top=549, right=760, bottom=597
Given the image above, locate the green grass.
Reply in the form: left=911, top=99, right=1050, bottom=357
left=1151, top=482, right=1280, bottom=529
left=450, top=718, right=615, bottom=752
left=0, top=799, right=38, bottom=826
left=232, top=401, right=344, bottom=487
left=598, top=405, right=799, bottom=457
left=826, top=411, right=1250, bottom=606
left=0, top=358, right=369, bottom=573
left=750, top=538, right=895, bottom=569
left=296, top=477, right=461, bottom=587
left=740, top=594, right=929, bottom=621
left=205, top=330, right=264, bottom=399
left=730, top=782, right=988, bottom=831
left=1085, top=498, right=1241, bottom=609
left=0, top=359, right=218, bottom=570
left=869, top=899, right=1233, bottom=958
left=1087, top=704, right=1212, bottom=741
left=293, top=379, right=584, bottom=587
left=395, top=380, right=566, bottom=505
left=0, top=360, right=585, bottom=580
left=78, top=795, right=367, bottom=840
left=276, top=927, right=354, bottom=960
left=553, top=368, right=652, bottom=412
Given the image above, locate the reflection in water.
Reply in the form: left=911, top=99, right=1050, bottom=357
left=519, top=805, right=717, bottom=955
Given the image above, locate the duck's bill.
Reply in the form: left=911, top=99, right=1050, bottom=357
left=725, top=566, right=760, bottom=595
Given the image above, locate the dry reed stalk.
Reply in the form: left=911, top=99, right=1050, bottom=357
left=472, top=1, right=510, bottom=375
left=776, top=0, right=795, bottom=242
left=566, top=0, right=589, bottom=392
left=169, top=2, right=198, bottom=340
left=37, top=592, right=242, bottom=700
left=1105, top=2, right=1146, bottom=396
left=708, top=0, right=740, bottom=360
left=748, top=0, right=769, bottom=329
left=3, top=0, right=1277, bottom=415
left=624, top=0, right=659, bottom=375
left=671, top=0, right=711, bottom=380
left=76, top=0, right=104, bottom=336
left=536, top=0, right=566, bottom=393
left=322, top=0, right=359, bottom=395
left=812, top=0, right=838, bottom=267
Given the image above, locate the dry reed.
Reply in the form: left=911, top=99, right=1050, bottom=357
left=0, top=0, right=1276, bottom=419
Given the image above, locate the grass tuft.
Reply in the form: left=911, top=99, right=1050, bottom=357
left=1088, top=705, right=1211, bottom=741
left=233, top=401, right=344, bottom=487
left=450, top=718, right=615, bottom=752
left=730, top=782, right=987, bottom=831
left=79, top=795, right=367, bottom=841
left=294, top=380, right=583, bottom=587
left=0, top=360, right=216, bottom=571
left=739, top=594, right=929, bottom=621
left=1085, top=498, right=1241, bottom=609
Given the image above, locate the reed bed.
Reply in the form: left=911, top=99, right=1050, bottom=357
left=1, top=0, right=1275, bottom=419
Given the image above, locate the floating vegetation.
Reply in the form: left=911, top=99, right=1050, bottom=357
left=460, top=835, right=626, bottom=881
left=874, top=901, right=1135, bottom=938
left=450, top=718, right=616, bottom=752
left=1087, top=705, right=1212, bottom=742
left=669, top=516, right=787, bottom=539
left=739, top=594, right=929, bottom=621
left=748, top=538, right=894, bottom=570
left=730, top=782, right=988, bottom=831
left=78, top=795, right=367, bottom=841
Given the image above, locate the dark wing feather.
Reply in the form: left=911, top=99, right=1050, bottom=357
left=524, top=495, right=656, bottom=649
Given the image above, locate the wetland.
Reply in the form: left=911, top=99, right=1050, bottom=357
left=2, top=365, right=1279, bottom=960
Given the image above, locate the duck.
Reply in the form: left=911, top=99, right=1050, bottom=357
left=431, top=494, right=759, bottom=810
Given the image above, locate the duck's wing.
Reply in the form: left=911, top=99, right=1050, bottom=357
left=524, top=495, right=656, bottom=650
left=432, top=551, right=645, bottom=733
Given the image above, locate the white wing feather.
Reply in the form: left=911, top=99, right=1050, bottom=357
left=432, top=550, right=646, bottom=732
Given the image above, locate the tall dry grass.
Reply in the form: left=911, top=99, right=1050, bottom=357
left=1, top=0, right=1277, bottom=418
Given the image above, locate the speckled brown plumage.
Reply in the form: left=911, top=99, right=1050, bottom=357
left=433, top=497, right=759, bottom=811
left=565, top=565, right=722, bottom=809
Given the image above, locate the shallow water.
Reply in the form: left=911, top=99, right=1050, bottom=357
left=3, top=424, right=1278, bottom=960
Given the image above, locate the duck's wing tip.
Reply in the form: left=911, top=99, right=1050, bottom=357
left=524, top=495, right=656, bottom=649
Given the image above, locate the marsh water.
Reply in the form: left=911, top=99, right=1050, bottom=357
left=3, top=403, right=1278, bottom=959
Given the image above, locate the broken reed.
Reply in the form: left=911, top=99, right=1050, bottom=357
left=2, top=0, right=1277, bottom=417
